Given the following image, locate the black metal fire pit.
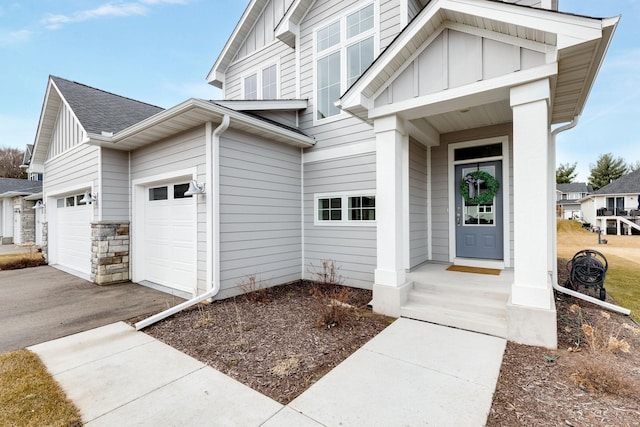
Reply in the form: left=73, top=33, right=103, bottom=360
left=565, top=249, right=608, bottom=300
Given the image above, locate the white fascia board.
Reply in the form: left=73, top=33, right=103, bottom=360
left=24, top=192, right=43, bottom=201
left=206, top=0, right=265, bottom=86
left=89, top=99, right=315, bottom=149
left=275, top=21, right=298, bottom=48
left=369, top=62, right=558, bottom=121
left=215, top=99, right=308, bottom=111
left=445, top=0, right=603, bottom=46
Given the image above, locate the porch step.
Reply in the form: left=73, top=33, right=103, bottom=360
left=400, top=279, right=509, bottom=338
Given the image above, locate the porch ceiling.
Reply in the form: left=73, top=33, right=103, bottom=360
left=410, top=100, right=513, bottom=135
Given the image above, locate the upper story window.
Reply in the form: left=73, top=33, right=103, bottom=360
left=315, top=3, right=376, bottom=122
left=243, top=64, right=279, bottom=100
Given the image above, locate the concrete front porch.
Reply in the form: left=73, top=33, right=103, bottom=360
left=402, top=263, right=512, bottom=338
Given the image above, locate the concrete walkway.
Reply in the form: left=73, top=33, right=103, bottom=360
left=30, top=318, right=506, bottom=426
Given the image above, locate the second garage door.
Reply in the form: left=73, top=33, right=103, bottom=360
left=142, top=182, right=197, bottom=295
left=55, top=194, right=92, bottom=275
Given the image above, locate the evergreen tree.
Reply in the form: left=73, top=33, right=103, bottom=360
left=588, top=153, right=628, bottom=190
left=556, top=162, right=577, bottom=184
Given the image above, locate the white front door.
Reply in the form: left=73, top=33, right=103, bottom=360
left=56, top=195, right=92, bottom=275
left=141, top=182, right=197, bottom=294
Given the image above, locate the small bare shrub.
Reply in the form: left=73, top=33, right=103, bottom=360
left=571, top=356, right=639, bottom=398
left=565, top=304, right=634, bottom=354
left=271, top=357, right=300, bottom=377
left=193, top=304, right=214, bottom=329
left=308, top=260, right=344, bottom=287
left=311, top=285, right=352, bottom=329
left=238, top=275, right=271, bottom=303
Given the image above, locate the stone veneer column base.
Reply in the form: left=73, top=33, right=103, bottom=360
left=91, top=221, right=130, bottom=285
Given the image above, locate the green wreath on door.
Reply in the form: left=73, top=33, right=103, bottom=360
left=460, top=170, right=499, bottom=205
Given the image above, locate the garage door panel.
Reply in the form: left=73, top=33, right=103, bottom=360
left=56, top=203, right=91, bottom=275
left=142, top=182, right=197, bottom=294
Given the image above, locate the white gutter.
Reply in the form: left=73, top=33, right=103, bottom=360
left=136, top=116, right=231, bottom=330
left=549, top=116, right=631, bottom=316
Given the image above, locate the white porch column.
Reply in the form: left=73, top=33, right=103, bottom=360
left=372, top=114, right=410, bottom=317
left=510, top=79, right=552, bottom=308
left=508, top=79, right=557, bottom=348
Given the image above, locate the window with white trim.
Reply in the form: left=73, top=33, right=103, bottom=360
left=243, top=64, right=279, bottom=100
left=315, top=3, right=375, bottom=121
left=315, top=192, right=376, bottom=225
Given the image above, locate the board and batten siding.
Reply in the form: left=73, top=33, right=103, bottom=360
left=233, top=0, right=296, bottom=62
left=409, top=139, right=428, bottom=268
left=100, top=148, right=129, bottom=221
left=374, top=29, right=546, bottom=109
left=217, top=128, right=302, bottom=298
left=47, top=102, right=87, bottom=160
left=304, top=152, right=377, bottom=289
left=129, top=126, right=208, bottom=293
left=44, top=144, right=99, bottom=195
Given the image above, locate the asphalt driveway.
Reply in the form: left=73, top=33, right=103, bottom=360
left=0, top=266, right=184, bottom=353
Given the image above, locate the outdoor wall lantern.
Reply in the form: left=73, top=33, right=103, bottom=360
left=184, top=180, right=206, bottom=196
left=79, top=191, right=97, bottom=204
left=32, top=200, right=45, bottom=209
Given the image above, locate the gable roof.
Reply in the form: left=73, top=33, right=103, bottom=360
left=21, top=144, right=34, bottom=167
left=0, top=178, right=42, bottom=197
left=557, top=182, right=591, bottom=193
left=50, top=76, right=164, bottom=135
left=339, top=0, right=618, bottom=126
left=592, top=169, right=640, bottom=195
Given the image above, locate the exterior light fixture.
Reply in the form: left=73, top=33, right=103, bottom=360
left=79, top=191, right=97, bottom=204
left=32, top=200, right=45, bottom=209
left=184, top=180, right=206, bottom=196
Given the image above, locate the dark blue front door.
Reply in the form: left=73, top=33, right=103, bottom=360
left=454, top=161, right=503, bottom=260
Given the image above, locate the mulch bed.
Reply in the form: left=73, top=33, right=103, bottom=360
left=138, top=281, right=393, bottom=404
left=487, top=259, right=640, bottom=426
left=135, top=262, right=640, bottom=423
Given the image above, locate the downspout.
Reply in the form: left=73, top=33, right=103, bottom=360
left=549, top=116, right=631, bottom=316
left=136, top=115, right=231, bottom=330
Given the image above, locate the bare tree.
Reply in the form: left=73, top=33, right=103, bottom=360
left=0, top=147, right=26, bottom=179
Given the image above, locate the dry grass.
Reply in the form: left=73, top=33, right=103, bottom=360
left=572, top=355, right=639, bottom=398
left=0, top=349, right=82, bottom=427
left=557, top=220, right=640, bottom=321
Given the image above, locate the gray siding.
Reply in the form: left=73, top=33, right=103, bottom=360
left=218, top=128, right=302, bottom=297
left=226, top=42, right=296, bottom=100
left=45, top=144, right=99, bottom=194
left=234, top=0, right=296, bottom=61
left=407, top=0, right=422, bottom=20
left=380, top=0, right=401, bottom=51
left=409, top=139, right=428, bottom=268
left=100, top=148, right=129, bottom=221
left=374, top=29, right=546, bottom=108
left=130, top=126, right=207, bottom=292
left=304, top=153, right=377, bottom=289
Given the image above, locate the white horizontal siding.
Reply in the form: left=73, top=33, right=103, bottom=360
left=380, top=0, right=401, bottom=51
left=218, top=128, right=302, bottom=298
left=100, top=148, right=129, bottom=221
left=408, top=0, right=422, bottom=20
left=304, top=153, right=377, bottom=289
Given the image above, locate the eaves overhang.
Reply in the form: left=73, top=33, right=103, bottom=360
left=214, top=99, right=308, bottom=111
left=86, top=98, right=315, bottom=151
left=206, top=0, right=269, bottom=88
left=339, top=0, right=619, bottom=126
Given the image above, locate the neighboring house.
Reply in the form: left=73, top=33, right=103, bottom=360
left=556, top=182, right=591, bottom=220
left=29, top=0, right=618, bottom=348
left=0, top=178, right=42, bottom=245
left=580, top=168, right=640, bottom=235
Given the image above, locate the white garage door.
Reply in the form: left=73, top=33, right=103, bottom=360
left=56, top=194, right=92, bottom=275
left=142, top=182, right=197, bottom=294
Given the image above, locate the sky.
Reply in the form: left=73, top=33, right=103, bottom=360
left=0, top=0, right=638, bottom=182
